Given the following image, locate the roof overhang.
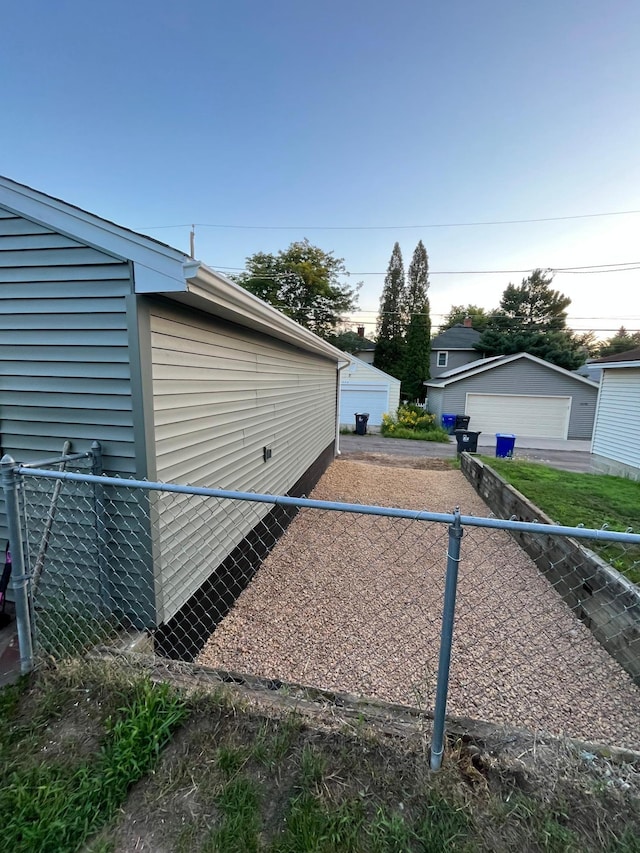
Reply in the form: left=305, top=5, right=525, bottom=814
left=167, top=262, right=350, bottom=364
left=0, top=175, right=349, bottom=366
left=424, top=352, right=599, bottom=388
left=0, top=175, right=190, bottom=292
left=600, top=361, right=640, bottom=369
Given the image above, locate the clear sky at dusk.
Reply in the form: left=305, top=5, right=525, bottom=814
left=2, top=0, right=639, bottom=338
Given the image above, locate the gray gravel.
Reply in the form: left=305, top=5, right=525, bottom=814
left=198, top=456, right=640, bottom=749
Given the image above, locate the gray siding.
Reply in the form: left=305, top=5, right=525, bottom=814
left=148, top=303, right=338, bottom=621
left=430, top=350, right=482, bottom=378
left=427, top=359, right=598, bottom=439
left=0, top=208, right=154, bottom=625
left=592, top=368, right=640, bottom=475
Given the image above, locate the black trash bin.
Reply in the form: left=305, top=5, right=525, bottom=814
left=354, top=413, right=370, bottom=436
left=455, top=414, right=470, bottom=431
left=454, top=429, right=481, bottom=454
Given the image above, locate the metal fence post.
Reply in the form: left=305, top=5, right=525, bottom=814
left=91, top=441, right=112, bottom=613
left=1, top=454, right=34, bottom=674
left=430, top=507, right=463, bottom=771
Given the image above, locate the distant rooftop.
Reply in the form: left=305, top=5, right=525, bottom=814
left=590, top=347, right=640, bottom=364
left=431, top=324, right=481, bottom=350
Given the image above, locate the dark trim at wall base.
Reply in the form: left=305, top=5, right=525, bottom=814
left=154, top=440, right=336, bottom=661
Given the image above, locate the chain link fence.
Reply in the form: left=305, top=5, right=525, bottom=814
left=2, top=448, right=640, bottom=766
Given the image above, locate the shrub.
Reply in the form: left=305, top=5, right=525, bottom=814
left=381, top=406, right=449, bottom=443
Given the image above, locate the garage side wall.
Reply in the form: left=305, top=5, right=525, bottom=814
left=592, top=368, right=640, bottom=479
left=0, top=207, right=155, bottom=624
left=149, top=303, right=338, bottom=621
left=339, top=359, right=401, bottom=429
left=432, top=360, right=597, bottom=439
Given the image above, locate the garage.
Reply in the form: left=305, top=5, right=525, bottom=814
left=466, top=393, right=571, bottom=439
left=339, top=357, right=401, bottom=431
left=424, top=353, right=599, bottom=441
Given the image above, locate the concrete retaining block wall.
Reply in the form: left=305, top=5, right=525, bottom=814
left=460, top=453, right=640, bottom=685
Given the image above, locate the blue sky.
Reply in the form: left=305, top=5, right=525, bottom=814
left=2, top=0, right=639, bottom=338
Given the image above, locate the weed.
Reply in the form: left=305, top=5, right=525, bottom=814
left=203, top=777, right=261, bottom=853
left=0, top=677, right=188, bottom=853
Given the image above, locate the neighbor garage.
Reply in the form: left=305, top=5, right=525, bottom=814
left=424, top=353, right=599, bottom=440
left=465, top=393, right=571, bottom=439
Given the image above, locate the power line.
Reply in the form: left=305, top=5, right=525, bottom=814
left=215, top=261, right=640, bottom=277
left=137, top=207, right=640, bottom=231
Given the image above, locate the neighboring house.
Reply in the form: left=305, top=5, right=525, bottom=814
left=424, top=353, right=599, bottom=440
left=347, top=326, right=376, bottom=364
left=0, top=176, right=348, bottom=652
left=430, top=320, right=484, bottom=378
left=339, top=357, right=401, bottom=432
left=590, top=347, right=640, bottom=480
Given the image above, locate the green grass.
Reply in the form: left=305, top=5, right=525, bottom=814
left=2, top=666, right=640, bottom=852
left=484, top=458, right=640, bottom=583
left=0, top=674, right=188, bottom=853
left=380, top=425, right=451, bottom=442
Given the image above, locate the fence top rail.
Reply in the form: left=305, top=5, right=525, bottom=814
left=8, top=463, right=640, bottom=546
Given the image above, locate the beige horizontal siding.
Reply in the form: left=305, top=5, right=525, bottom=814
left=149, top=305, right=338, bottom=621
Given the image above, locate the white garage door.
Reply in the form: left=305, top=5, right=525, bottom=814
left=340, top=386, right=388, bottom=427
left=465, top=394, right=571, bottom=439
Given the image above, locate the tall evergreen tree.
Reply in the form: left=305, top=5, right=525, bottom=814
left=403, top=240, right=431, bottom=400
left=475, top=270, right=585, bottom=370
left=374, top=242, right=406, bottom=379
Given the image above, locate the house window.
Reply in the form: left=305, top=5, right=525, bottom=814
left=437, top=351, right=448, bottom=367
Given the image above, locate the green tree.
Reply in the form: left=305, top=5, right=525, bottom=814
left=374, top=242, right=406, bottom=378
left=402, top=240, right=431, bottom=400
left=325, top=329, right=371, bottom=353
left=236, top=239, right=359, bottom=339
left=475, top=270, right=585, bottom=370
left=598, top=326, right=640, bottom=357
left=438, top=304, right=491, bottom=333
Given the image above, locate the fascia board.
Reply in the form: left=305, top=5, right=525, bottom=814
left=428, top=352, right=599, bottom=389
left=169, top=263, right=349, bottom=363
left=600, top=361, right=640, bottom=370
left=0, top=176, right=189, bottom=292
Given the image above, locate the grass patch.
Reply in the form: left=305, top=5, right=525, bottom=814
left=0, top=671, right=188, bottom=853
left=381, top=425, right=452, bottom=442
left=484, top=458, right=640, bottom=583
left=3, top=665, right=640, bottom=851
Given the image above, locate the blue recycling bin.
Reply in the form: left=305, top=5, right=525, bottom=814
left=441, top=413, right=456, bottom=434
left=495, top=433, right=516, bottom=458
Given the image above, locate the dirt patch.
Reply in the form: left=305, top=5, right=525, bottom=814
left=96, top=678, right=640, bottom=853
left=336, top=451, right=454, bottom=470
left=198, top=459, right=640, bottom=750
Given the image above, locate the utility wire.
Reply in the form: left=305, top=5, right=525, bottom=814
left=215, top=261, right=640, bottom=277
left=137, top=208, right=640, bottom=231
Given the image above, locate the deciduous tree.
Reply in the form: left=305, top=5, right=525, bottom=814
left=439, top=304, right=491, bottom=333
left=236, top=239, right=359, bottom=339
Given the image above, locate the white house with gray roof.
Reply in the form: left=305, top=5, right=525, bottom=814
left=430, top=321, right=486, bottom=378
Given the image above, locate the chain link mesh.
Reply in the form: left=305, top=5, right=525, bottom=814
left=14, top=466, right=640, bottom=751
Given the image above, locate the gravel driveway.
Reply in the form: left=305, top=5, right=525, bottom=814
left=198, top=456, right=640, bottom=749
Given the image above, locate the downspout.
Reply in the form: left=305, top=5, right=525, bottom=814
left=335, top=359, right=351, bottom=456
